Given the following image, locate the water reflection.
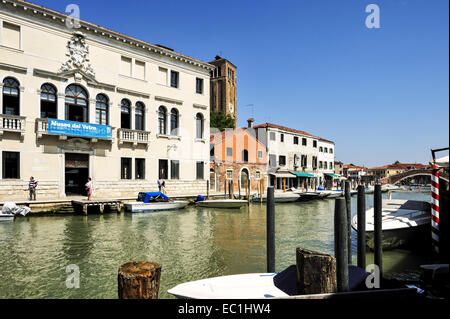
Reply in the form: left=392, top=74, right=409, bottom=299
left=0, top=191, right=430, bottom=299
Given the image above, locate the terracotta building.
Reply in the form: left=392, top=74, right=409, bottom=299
left=209, top=56, right=237, bottom=127
left=209, top=126, right=268, bottom=194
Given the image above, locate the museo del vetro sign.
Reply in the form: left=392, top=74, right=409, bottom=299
left=47, top=119, right=112, bottom=140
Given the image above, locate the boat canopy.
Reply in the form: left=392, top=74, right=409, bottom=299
left=137, top=192, right=168, bottom=203
left=326, top=173, right=340, bottom=178
left=290, top=172, right=315, bottom=178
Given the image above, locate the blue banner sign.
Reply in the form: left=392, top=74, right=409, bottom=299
left=47, top=119, right=112, bottom=140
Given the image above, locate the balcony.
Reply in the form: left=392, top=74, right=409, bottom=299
left=0, top=114, right=26, bottom=136
left=118, top=128, right=150, bottom=146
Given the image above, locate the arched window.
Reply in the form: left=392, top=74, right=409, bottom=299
left=120, top=99, right=131, bottom=129
left=135, top=101, right=145, bottom=131
left=96, top=94, right=109, bottom=125
left=40, top=83, right=57, bottom=119
left=65, top=84, right=89, bottom=122
left=2, top=77, right=20, bottom=115
left=196, top=113, right=204, bottom=139
left=170, top=108, right=179, bottom=135
left=158, top=106, right=167, bottom=134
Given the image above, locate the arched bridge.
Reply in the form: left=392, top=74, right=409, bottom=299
left=380, top=169, right=449, bottom=185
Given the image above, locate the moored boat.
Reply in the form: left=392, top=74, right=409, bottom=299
left=123, top=192, right=189, bottom=213
left=0, top=202, right=31, bottom=221
left=252, top=192, right=300, bottom=203
left=351, top=199, right=431, bottom=250
left=196, top=199, right=248, bottom=209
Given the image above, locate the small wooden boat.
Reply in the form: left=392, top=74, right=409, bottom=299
left=196, top=199, right=248, bottom=209
left=351, top=199, right=431, bottom=250
left=0, top=213, right=15, bottom=222
left=297, top=192, right=321, bottom=201
left=0, top=202, right=30, bottom=221
left=252, top=192, right=300, bottom=203
left=124, top=192, right=188, bottom=213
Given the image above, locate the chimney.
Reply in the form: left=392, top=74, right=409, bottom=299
left=247, top=118, right=254, bottom=128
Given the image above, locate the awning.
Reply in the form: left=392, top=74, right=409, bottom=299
left=290, top=172, right=315, bottom=178
left=326, top=173, right=340, bottom=178
left=269, top=172, right=296, bottom=178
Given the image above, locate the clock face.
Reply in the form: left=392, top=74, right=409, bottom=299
left=228, top=103, right=234, bottom=113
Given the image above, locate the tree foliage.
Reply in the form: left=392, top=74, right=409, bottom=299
left=210, top=111, right=235, bottom=130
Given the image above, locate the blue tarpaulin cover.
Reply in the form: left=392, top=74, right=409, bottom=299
left=137, top=192, right=168, bottom=203
left=196, top=195, right=205, bottom=202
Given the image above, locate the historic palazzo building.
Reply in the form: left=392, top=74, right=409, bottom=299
left=0, top=0, right=213, bottom=200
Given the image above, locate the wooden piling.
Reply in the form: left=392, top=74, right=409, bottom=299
left=228, top=181, right=232, bottom=199
left=224, top=180, right=227, bottom=199
left=247, top=178, right=251, bottom=202
left=231, top=180, right=234, bottom=199
left=206, top=180, right=210, bottom=200
left=344, top=181, right=352, bottom=264
left=118, top=261, right=161, bottom=299
left=334, top=197, right=349, bottom=292
left=357, top=185, right=366, bottom=270
left=374, top=184, right=383, bottom=283
left=296, top=248, right=337, bottom=295
left=238, top=179, right=241, bottom=199
left=267, top=186, right=275, bottom=273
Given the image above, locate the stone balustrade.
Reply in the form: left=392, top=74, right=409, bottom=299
left=118, top=128, right=150, bottom=146
left=0, top=114, right=26, bottom=136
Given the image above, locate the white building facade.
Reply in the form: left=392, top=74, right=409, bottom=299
left=0, top=0, right=213, bottom=200
left=251, top=123, right=335, bottom=190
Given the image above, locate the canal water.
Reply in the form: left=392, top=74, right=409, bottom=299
left=0, top=191, right=430, bottom=299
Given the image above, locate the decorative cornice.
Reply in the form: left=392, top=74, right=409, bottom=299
left=154, top=95, right=183, bottom=105
left=116, top=87, right=150, bottom=99
left=193, top=103, right=208, bottom=110
left=0, top=62, right=28, bottom=73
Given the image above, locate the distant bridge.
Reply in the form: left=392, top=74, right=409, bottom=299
left=380, top=169, right=449, bottom=185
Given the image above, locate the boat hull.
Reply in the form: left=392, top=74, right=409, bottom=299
left=365, top=223, right=431, bottom=250
left=124, top=201, right=189, bottom=213
left=0, top=214, right=14, bottom=221
left=196, top=200, right=248, bottom=209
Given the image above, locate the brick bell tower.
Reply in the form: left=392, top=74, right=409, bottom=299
left=209, top=56, right=237, bottom=128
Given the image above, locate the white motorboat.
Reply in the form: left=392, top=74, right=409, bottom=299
left=196, top=199, right=248, bottom=209
left=326, top=190, right=343, bottom=198
left=351, top=199, right=430, bottom=250
left=168, top=272, right=288, bottom=299
left=124, top=200, right=189, bottom=213
left=0, top=202, right=30, bottom=221
left=252, top=192, right=300, bottom=203
left=382, top=184, right=401, bottom=192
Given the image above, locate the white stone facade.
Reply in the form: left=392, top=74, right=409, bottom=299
left=0, top=0, right=213, bottom=200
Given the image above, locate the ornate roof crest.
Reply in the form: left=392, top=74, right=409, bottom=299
left=59, top=31, right=95, bottom=77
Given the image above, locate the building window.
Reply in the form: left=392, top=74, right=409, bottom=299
left=170, top=160, right=180, bottom=180
left=324, top=148, right=328, bottom=153
left=40, top=83, right=57, bottom=119
left=242, top=149, right=249, bottom=162
left=280, top=134, right=284, bottom=142
left=302, top=138, right=307, bottom=146
left=158, top=106, right=167, bottom=134
left=270, top=132, right=276, bottom=141
left=313, top=140, right=317, bottom=148
left=2, top=77, right=20, bottom=115
left=319, top=161, right=323, bottom=169
left=329, top=162, right=333, bottom=169
left=120, top=99, right=131, bottom=129
left=157, top=67, right=168, bottom=85
left=135, top=158, right=145, bottom=180
left=135, top=102, right=145, bottom=131
left=196, top=113, right=204, bottom=139
left=120, top=56, right=132, bottom=77
left=196, top=161, right=204, bottom=180
left=65, top=84, right=89, bottom=122
left=257, top=150, right=263, bottom=159
left=319, top=147, right=323, bottom=152
left=159, top=159, right=168, bottom=179
left=134, top=60, right=145, bottom=80
left=170, top=108, right=179, bottom=135
left=2, top=151, right=20, bottom=179
left=170, top=70, right=179, bottom=88
left=255, top=171, right=261, bottom=179
left=301, top=155, right=307, bottom=167
left=196, top=78, right=203, bottom=94
left=121, top=158, right=132, bottom=179
left=95, top=94, right=108, bottom=125
left=324, top=162, right=328, bottom=169
left=330, top=148, right=333, bottom=154
left=269, top=154, right=277, bottom=167
left=279, top=155, right=286, bottom=166
left=2, top=22, right=20, bottom=50
left=226, top=169, right=233, bottom=179
left=226, top=147, right=233, bottom=157
left=293, top=136, right=299, bottom=144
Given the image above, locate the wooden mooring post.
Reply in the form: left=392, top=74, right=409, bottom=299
left=357, top=185, right=366, bottom=270
left=344, top=181, right=352, bottom=264
left=206, top=180, right=210, bottom=200
left=266, top=186, right=275, bottom=273
left=374, top=184, right=383, bottom=284
left=247, top=177, right=251, bottom=202
left=118, top=261, right=161, bottom=299
left=334, top=197, right=349, bottom=292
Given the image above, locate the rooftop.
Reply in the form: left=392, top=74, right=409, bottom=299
left=251, top=122, right=334, bottom=144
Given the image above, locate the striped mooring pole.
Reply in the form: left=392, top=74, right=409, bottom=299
left=431, top=164, right=440, bottom=254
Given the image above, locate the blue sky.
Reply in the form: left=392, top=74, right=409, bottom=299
left=31, top=0, right=449, bottom=167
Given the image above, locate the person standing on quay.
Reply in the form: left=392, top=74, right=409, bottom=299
left=157, top=179, right=162, bottom=192
left=28, top=176, right=38, bottom=201
left=85, top=177, right=93, bottom=201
